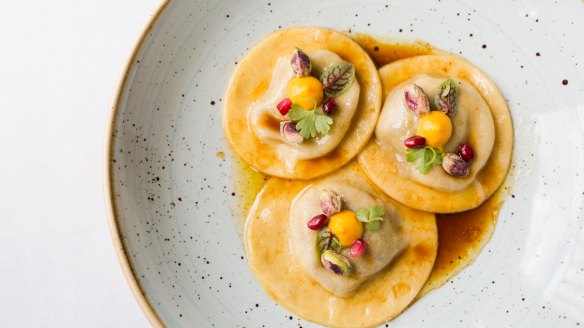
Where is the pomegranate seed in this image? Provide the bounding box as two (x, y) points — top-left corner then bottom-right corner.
(307, 214), (329, 230)
(458, 143), (474, 162)
(350, 239), (367, 258)
(277, 98), (292, 115)
(323, 98), (337, 115)
(404, 135), (426, 148)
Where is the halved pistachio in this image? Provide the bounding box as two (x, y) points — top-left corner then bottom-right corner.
(319, 190), (342, 216)
(321, 250), (353, 276)
(280, 121), (303, 144)
(435, 79), (458, 115)
(442, 153), (470, 177)
(291, 48), (311, 76)
(404, 84), (430, 116)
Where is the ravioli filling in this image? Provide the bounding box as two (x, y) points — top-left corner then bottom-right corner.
(375, 74), (495, 192)
(289, 181), (406, 297)
(248, 50), (360, 166)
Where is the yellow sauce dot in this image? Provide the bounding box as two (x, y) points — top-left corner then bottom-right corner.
(286, 76), (324, 109)
(328, 210), (363, 247)
(416, 111), (453, 148)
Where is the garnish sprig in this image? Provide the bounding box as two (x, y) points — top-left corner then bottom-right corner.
(288, 103), (333, 139)
(435, 79), (459, 115)
(356, 205), (385, 231)
(406, 146), (443, 174)
(320, 61), (355, 97)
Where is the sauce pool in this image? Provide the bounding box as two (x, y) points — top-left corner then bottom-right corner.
(352, 33), (435, 66)
(420, 191), (504, 296)
(231, 156), (267, 240)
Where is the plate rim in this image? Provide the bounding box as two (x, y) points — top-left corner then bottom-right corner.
(103, 0), (169, 327)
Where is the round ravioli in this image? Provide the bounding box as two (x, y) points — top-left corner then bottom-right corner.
(245, 163), (437, 327)
(223, 27), (382, 179)
(358, 55), (513, 213)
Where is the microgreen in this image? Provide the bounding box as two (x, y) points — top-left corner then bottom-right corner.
(320, 61), (355, 97)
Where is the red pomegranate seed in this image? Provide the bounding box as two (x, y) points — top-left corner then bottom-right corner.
(323, 98), (337, 115)
(459, 143), (474, 162)
(307, 214), (329, 230)
(404, 135), (426, 148)
(277, 98), (292, 115)
(350, 239), (367, 258)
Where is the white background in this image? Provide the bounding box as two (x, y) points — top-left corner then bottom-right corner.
(0, 1), (161, 327)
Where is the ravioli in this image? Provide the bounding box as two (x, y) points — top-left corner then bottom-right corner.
(245, 164), (437, 327)
(289, 180), (406, 297)
(358, 55), (513, 213)
(248, 50), (360, 162)
(223, 27), (382, 179)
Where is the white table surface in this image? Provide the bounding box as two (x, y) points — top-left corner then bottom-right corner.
(0, 1), (162, 327)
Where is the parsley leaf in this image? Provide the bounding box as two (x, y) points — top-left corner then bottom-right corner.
(288, 104), (333, 139)
(365, 221), (381, 231)
(356, 204), (385, 231)
(406, 146), (443, 174)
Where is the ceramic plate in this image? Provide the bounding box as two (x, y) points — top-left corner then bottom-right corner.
(105, 0), (584, 326)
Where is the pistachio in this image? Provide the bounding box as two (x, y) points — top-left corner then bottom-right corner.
(435, 79), (458, 115)
(321, 250), (353, 276)
(316, 227), (341, 254)
(319, 190), (342, 216)
(404, 84), (430, 116)
(442, 153), (470, 177)
(290, 48), (311, 76)
(280, 121), (303, 144)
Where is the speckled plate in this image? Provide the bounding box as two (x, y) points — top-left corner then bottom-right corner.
(105, 0), (584, 327)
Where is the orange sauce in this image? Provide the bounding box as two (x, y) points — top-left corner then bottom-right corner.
(434, 194), (502, 273)
(258, 114), (281, 134)
(231, 156), (267, 236)
(251, 79), (269, 100)
(352, 33), (435, 67)
(422, 191), (504, 293)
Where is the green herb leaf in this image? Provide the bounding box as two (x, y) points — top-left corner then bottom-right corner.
(406, 146), (443, 174)
(288, 104), (309, 120)
(320, 61), (355, 97)
(441, 81), (451, 99)
(356, 205), (385, 231)
(355, 208), (368, 223)
(365, 221), (381, 231)
(289, 105), (333, 139)
(369, 204), (384, 220)
(316, 227), (342, 255)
